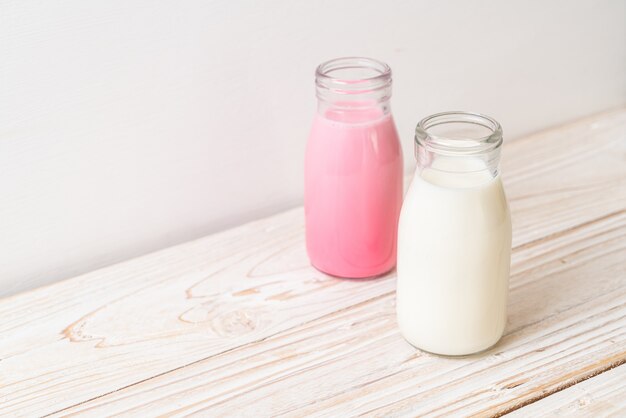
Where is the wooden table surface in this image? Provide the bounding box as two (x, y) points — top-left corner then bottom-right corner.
(1, 109), (625, 417)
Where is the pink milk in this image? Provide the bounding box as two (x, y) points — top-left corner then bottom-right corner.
(305, 107), (403, 278)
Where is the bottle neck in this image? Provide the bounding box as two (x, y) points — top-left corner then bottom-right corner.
(415, 111), (503, 181)
(315, 57), (393, 123)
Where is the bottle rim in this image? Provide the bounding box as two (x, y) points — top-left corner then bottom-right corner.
(315, 57), (392, 95)
(415, 111), (503, 156)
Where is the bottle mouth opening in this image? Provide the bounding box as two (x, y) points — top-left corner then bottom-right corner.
(415, 111), (503, 155)
(315, 57), (392, 95)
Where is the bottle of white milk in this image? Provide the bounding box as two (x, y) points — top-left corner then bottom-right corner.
(396, 111), (512, 356)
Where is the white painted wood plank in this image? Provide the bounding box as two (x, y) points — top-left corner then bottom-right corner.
(507, 365), (626, 417)
(0, 109), (625, 416)
(52, 210), (626, 417)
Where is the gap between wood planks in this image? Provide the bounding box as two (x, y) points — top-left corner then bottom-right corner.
(493, 359), (626, 417)
(42, 208), (626, 417)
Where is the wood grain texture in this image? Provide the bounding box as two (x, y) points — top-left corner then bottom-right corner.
(0, 108), (625, 417)
(507, 365), (626, 417)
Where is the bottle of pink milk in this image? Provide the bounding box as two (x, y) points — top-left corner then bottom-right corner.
(305, 57), (403, 278)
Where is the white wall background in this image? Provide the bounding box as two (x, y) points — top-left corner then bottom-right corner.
(1, 0), (625, 297)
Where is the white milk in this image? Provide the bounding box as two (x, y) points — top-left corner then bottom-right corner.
(396, 158), (512, 356)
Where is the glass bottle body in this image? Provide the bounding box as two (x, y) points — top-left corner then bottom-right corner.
(397, 112), (512, 356)
(305, 57), (403, 278)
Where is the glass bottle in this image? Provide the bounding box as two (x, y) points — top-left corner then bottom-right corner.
(396, 111), (512, 356)
(305, 57), (403, 278)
